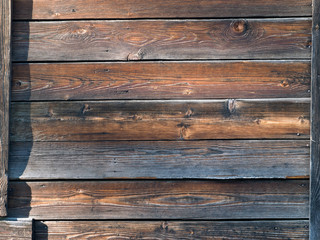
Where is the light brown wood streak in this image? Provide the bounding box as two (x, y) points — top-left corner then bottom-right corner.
(34, 220), (309, 240)
(10, 99), (310, 141)
(9, 140), (310, 180)
(13, 0), (312, 20)
(12, 19), (312, 62)
(11, 61), (311, 101)
(8, 180), (309, 219)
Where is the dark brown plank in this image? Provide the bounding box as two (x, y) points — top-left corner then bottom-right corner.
(0, 0), (11, 217)
(7, 180), (309, 219)
(34, 220), (309, 240)
(10, 99), (310, 141)
(0, 220), (33, 240)
(310, 0), (320, 239)
(12, 19), (312, 62)
(9, 140), (310, 180)
(11, 61), (311, 101)
(13, 0), (312, 20)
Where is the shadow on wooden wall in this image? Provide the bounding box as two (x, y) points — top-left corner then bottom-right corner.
(9, 1), (48, 239)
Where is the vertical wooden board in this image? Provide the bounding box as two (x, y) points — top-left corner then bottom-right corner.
(0, 220), (33, 240)
(0, 0), (11, 217)
(310, 0), (320, 239)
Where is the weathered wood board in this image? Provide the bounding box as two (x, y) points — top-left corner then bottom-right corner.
(8, 180), (309, 219)
(10, 99), (310, 141)
(0, 220), (33, 240)
(34, 220), (309, 240)
(0, 0), (11, 217)
(310, 0), (320, 239)
(12, 19), (311, 62)
(9, 140), (310, 180)
(11, 61), (311, 101)
(13, 0), (312, 20)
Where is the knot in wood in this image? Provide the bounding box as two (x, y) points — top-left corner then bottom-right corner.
(232, 20), (247, 34)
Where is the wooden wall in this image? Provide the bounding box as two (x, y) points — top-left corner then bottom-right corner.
(6, 0), (312, 238)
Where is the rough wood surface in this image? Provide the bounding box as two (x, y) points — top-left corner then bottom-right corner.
(0, 220), (33, 240)
(0, 0), (11, 217)
(10, 99), (310, 141)
(9, 140), (310, 180)
(12, 19), (311, 62)
(8, 180), (309, 219)
(310, 0), (320, 239)
(34, 220), (309, 240)
(11, 61), (311, 101)
(13, 0), (312, 20)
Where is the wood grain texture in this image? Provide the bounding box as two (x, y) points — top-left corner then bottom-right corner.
(34, 220), (309, 240)
(10, 99), (310, 141)
(310, 0), (320, 239)
(9, 140), (310, 180)
(0, 220), (33, 240)
(7, 180), (309, 219)
(11, 61), (311, 101)
(0, 0), (11, 217)
(12, 19), (312, 62)
(13, 0), (312, 20)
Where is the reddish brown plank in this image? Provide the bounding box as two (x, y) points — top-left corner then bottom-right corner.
(0, 220), (33, 240)
(0, 0), (11, 217)
(12, 19), (312, 62)
(8, 180), (309, 219)
(34, 220), (309, 240)
(13, 0), (312, 20)
(11, 61), (311, 101)
(10, 99), (310, 141)
(9, 140), (310, 180)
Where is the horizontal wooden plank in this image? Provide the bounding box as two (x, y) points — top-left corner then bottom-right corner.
(11, 61), (311, 101)
(9, 140), (310, 180)
(10, 99), (310, 141)
(13, 0), (312, 20)
(12, 19), (312, 62)
(0, 220), (33, 240)
(7, 180), (309, 219)
(34, 220), (309, 240)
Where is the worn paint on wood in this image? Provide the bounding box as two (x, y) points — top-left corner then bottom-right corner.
(34, 220), (309, 240)
(0, 220), (33, 240)
(12, 19), (311, 62)
(310, 0), (320, 239)
(0, 0), (11, 217)
(9, 140), (310, 180)
(10, 99), (310, 141)
(13, 0), (312, 20)
(8, 180), (309, 219)
(11, 61), (311, 101)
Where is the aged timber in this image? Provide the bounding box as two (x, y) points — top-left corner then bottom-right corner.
(13, 0), (311, 20)
(10, 99), (310, 141)
(34, 220), (309, 240)
(310, 0), (320, 239)
(12, 19), (311, 61)
(9, 140), (310, 180)
(0, 220), (33, 240)
(0, 0), (11, 217)
(8, 180), (309, 219)
(11, 61), (311, 101)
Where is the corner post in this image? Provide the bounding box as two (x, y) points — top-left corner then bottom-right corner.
(0, 0), (11, 217)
